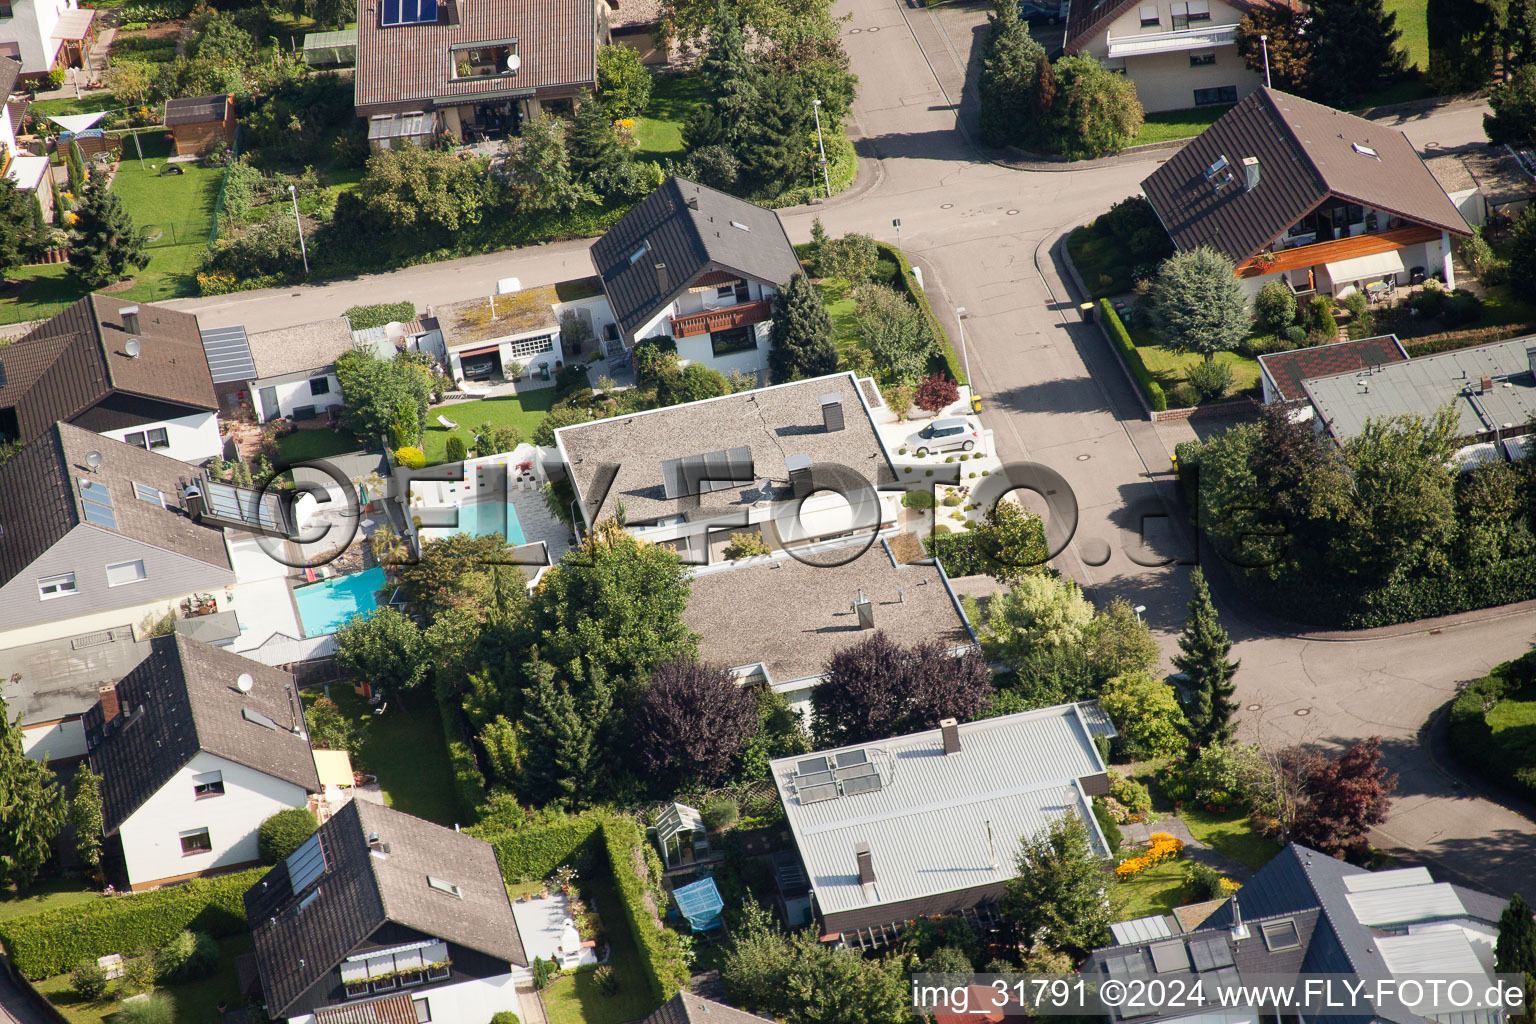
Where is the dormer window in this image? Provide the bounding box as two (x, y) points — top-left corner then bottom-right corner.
(451, 40), (518, 79)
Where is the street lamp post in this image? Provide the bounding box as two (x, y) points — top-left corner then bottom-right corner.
(893, 218), (901, 250)
(811, 98), (831, 199)
(288, 184), (310, 277)
(1259, 34), (1272, 89)
(955, 306), (971, 385)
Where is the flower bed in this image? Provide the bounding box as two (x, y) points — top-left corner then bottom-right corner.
(1115, 832), (1184, 879)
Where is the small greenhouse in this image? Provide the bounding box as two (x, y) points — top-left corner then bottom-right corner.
(303, 28), (357, 66)
(655, 802), (711, 869)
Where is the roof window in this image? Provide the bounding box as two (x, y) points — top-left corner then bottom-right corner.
(426, 876), (463, 898)
(1261, 918), (1301, 951)
(730, 221), (751, 232)
(629, 240), (651, 264)
(1352, 143), (1379, 159)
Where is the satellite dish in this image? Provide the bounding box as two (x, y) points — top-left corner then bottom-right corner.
(125, 338), (141, 358)
(236, 673), (254, 694)
(506, 53), (521, 74)
(86, 450), (103, 470)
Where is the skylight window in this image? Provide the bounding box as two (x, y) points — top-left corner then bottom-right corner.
(628, 240), (651, 264)
(78, 478), (117, 529)
(133, 482), (166, 507)
(1261, 919), (1301, 951)
(1352, 143), (1378, 159)
(426, 876), (463, 898)
(242, 706), (279, 730)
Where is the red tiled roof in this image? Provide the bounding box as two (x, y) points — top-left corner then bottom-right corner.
(1258, 334), (1409, 403)
(314, 993), (418, 1024)
(354, 0), (597, 111)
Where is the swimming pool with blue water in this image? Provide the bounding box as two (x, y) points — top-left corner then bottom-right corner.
(454, 499), (527, 545)
(293, 566), (388, 637)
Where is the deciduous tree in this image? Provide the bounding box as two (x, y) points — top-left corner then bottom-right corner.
(1044, 55), (1142, 159)
(69, 763), (103, 873)
(1085, 597), (1161, 683)
(68, 167), (149, 288)
(913, 373), (959, 414)
(855, 284), (933, 383)
(981, 573), (1095, 670)
(333, 348), (432, 449)
(1427, 0), (1497, 93)
(1235, 5), (1312, 91)
(503, 114), (597, 213)
(595, 44), (652, 118)
(1487, 66), (1536, 146)
(1172, 568), (1239, 748)
(634, 660), (760, 787)
(333, 607), (430, 696)
(812, 631), (992, 746)
(1001, 814), (1112, 958)
(1280, 737), (1397, 861)
(1099, 673), (1188, 759)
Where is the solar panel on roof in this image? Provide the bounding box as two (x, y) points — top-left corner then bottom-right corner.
(797, 770), (834, 789)
(835, 750), (869, 768)
(78, 478), (117, 529)
(199, 325), (257, 384)
(286, 832), (326, 893)
(1148, 940), (1189, 974)
(840, 773), (884, 797)
(799, 783), (839, 804)
(660, 447), (754, 499)
(1104, 953), (1150, 982)
(837, 761), (878, 783)
(1189, 935), (1233, 972)
(796, 757), (829, 775)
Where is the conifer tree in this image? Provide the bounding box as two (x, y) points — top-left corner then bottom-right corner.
(684, 0), (754, 150)
(519, 656), (611, 807)
(1172, 568), (1240, 748)
(67, 167), (149, 288)
(769, 273), (837, 382)
(1304, 0), (1407, 106)
(978, 0), (1052, 149)
(1497, 893), (1536, 975)
(567, 97), (629, 193)
(66, 141), (85, 194)
(69, 762), (104, 872)
(0, 692), (67, 888)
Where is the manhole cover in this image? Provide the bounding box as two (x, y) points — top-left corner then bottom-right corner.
(1006, 209), (1019, 215)
(941, 203), (954, 209)
(867, 25), (880, 31)
(1246, 704), (1261, 711)
(1076, 454), (1090, 461)
(1294, 708), (1311, 716)
(848, 26), (861, 32)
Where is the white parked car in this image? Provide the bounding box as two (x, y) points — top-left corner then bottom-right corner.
(906, 417), (980, 456)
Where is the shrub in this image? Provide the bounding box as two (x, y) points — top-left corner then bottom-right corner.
(1186, 359), (1234, 401)
(1456, 228), (1507, 284)
(722, 532), (771, 560)
(395, 446), (426, 469)
(491, 1014), (523, 1024)
(1441, 289), (1484, 328)
(69, 960), (109, 1002)
(345, 301), (416, 331)
(1099, 299), (1167, 411)
(1284, 324), (1307, 346)
(1253, 280), (1296, 334)
(153, 930), (218, 983)
(901, 489), (936, 509)
(594, 962), (620, 995)
(1168, 382), (1200, 408)
(122, 954), (157, 993)
(444, 434), (467, 463)
(1185, 861), (1225, 901)
(701, 797), (740, 832)
(603, 818), (690, 1001)
(0, 868), (263, 979)
(531, 956), (556, 990)
(1092, 797), (1122, 855)
(913, 373), (960, 413)
(1340, 290), (1369, 323)
(1108, 773), (1153, 818)
(116, 996), (174, 1024)
(1308, 295), (1338, 336)
(258, 808), (318, 864)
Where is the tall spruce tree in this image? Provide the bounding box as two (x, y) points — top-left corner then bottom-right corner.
(769, 273), (837, 382)
(519, 655), (611, 808)
(978, 0), (1052, 149)
(568, 97), (627, 185)
(1426, 0), (1497, 93)
(68, 167), (149, 288)
(0, 692), (67, 888)
(1171, 568), (1240, 748)
(65, 141), (86, 194)
(1496, 893), (1536, 975)
(0, 178), (40, 278)
(1304, 0), (1407, 106)
(69, 762), (104, 873)
(684, 0), (754, 151)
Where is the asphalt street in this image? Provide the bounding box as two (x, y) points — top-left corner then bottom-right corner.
(168, 0), (1536, 896)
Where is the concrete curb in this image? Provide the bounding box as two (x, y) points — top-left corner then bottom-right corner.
(1057, 232), (1154, 420)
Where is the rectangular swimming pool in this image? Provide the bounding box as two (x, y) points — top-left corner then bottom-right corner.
(450, 499), (527, 545)
(293, 566), (388, 637)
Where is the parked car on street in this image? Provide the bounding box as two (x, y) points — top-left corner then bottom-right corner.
(907, 417), (980, 456)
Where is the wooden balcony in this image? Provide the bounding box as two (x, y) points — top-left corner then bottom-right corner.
(1236, 224), (1442, 278)
(670, 299), (772, 339)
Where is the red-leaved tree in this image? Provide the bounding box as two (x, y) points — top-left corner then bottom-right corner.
(913, 374), (960, 414)
(1279, 736), (1397, 862)
(812, 631), (992, 746)
(634, 659), (760, 788)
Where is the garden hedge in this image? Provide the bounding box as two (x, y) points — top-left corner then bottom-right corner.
(0, 868), (265, 980)
(1447, 653), (1536, 803)
(1404, 322), (1536, 357)
(878, 242), (969, 386)
(437, 695), (485, 825)
(600, 818), (689, 1004)
(467, 811), (607, 882)
(1099, 299), (1167, 412)
(343, 302), (416, 332)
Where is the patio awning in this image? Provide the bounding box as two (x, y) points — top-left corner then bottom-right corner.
(672, 877), (725, 932)
(52, 8), (96, 40)
(48, 112), (105, 133)
(313, 748), (354, 789)
(1325, 248), (1409, 285)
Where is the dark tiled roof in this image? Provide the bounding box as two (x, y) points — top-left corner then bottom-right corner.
(354, 0), (596, 111)
(0, 422), (230, 589)
(590, 176), (801, 339)
(247, 800), (523, 1018)
(85, 634), (319, 834)
(0, 56), (19, 101)
(1, 295), (216, 446)
(1258, 334), (1408, 402)
(644, 994), (776, 1024)
(1066, 0), (1271, 52)
(1141, 89), (1470, 265)
(163, 94), (229, 126)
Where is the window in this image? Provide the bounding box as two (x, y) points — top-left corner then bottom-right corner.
(1189, 50), (1215, 66)
(192, 770), (224, 798)
(1194, 86), (1238, 105)
(105, 560), (146, 587)
(124, 431), (147, 449)
(309, 377), (331, 396)
(426, 876), (463, 898)
(147, 428), (169, 450)
(0, 3), (14, 17)
(508, 333), (555, 360)
(413, 997), (432, 1023)
(716, 284), (735, 299)
(1138, 4), (1160, 26)
(38, 573), (78, 599)
(1261, 919), (1301, 951)
(1171, 1), (1209, 28)
(710, 325), (757, 358)
(179, 828), (213, 855)
(133, 482), (165, 506)
(1352, 142), (1379, 159)
(297, 889), (321, 913)
(734, 281), (751, 302)
(79, 478), (117, 528)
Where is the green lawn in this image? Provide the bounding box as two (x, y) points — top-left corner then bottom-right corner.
(1388, 0), (1428, 73)
(1131, 105), (1231, 148)
(1486, 685), (1536, 775)
(422, 390), (556, 464)
(1114, 859), (1191, 922)
(303, 688), (459, 826)
(1179, 807), (1282, 871)
(275, 428), (367, 466)
(1131, 327), (1261, 396)
(0, 878), (98, 923)
(815, 278), (860, 356)
(27, 94), (121, 118)
(34, 934), (252, 1024)
(542, 875), (660, 1024)
(633, 74), (707, 164)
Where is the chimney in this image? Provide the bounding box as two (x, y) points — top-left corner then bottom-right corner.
(183, 485), (205, 521)
(98, 683), (121, 723)
(855, 845), (876, 885)
(367, 832), (389, 857)
(1526, 345), (1536, 378)
(819, 393), (845, 432)
(785, 454), (812, 499)
(685, 194), (699, 210)
(940, 717), (961, 755)
(1230, 895), (1249, 941)
(852, 590), (873, 630)
(120, 305), (140, 335)
(1242, 156), (1260, 192)
(1481, 375), (1493, 393)
(654, 262), (669, 294)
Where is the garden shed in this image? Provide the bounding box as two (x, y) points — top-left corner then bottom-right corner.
(164, 94), (235, 156)
(655, 802), (711, 869)
(302, 28), (357, 66)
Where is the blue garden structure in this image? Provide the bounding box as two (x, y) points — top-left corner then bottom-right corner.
(672, 877), (725, 933)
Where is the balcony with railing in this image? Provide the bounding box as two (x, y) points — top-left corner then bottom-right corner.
(1236, 224), (1442, 278)
(1106, 22), (1238, 57)
(670, 299), (772, 339)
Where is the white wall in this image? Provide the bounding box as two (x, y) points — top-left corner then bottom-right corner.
(252, 373), (343, 422)
(0, 0), (70, 74)
(117, 751), (309, 888)
(286, 974), (521, 1024)
(98, 410), (222, 464)
(22, 718), (86, 763)
(1079, 0), (1260, 113)
(675, 320), (772, 377)
(1, 102), (15, 153)
(446, 329), (565, 382)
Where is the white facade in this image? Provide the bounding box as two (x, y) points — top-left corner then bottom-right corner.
(1237, 235), (1454, 301)
(97, 410), (222, 464)
(116, 750), (310, 889)
(251, 371), (343, 422)
(1075, 0), (1262, 113)
(630, 277), (776, 378)
(0, 0), (72, 75)
(446, 327), (566, 383)
(286, 974), (522, 1024)
(21, 717), (86, 762)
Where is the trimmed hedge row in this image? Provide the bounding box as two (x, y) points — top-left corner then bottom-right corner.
(878, 241), (969, 386)
(343, 302), (416, 332)
(0, 868), (265, 980)
(1447, 652), (1536, 803)
(1403, 322), (1536, 357)
(437, 694), (485, 825)
(467, 811), (607, 882)
(1100, 299), (1167, 412)
(600, 818), (690, 1004)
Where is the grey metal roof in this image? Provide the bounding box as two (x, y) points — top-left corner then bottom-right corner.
(1377, 931), (1488, 975)
(643, 994), (775, 1024)
(590, 176), (801, 339)
(199, 324), (258, 384)
(1076, 698), (1120, 739)
(1301, 335), (1536, 442)
(771, 703), (1109, 918)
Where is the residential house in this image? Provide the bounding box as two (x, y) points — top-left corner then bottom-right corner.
(83, 633), (320, 890)
(605, 0), (665, 64)
(353, 0), (608, 146)
(1255, 333), (1408, 418)
(1141, 88), (1471, 300)
(242, 318), (356, 423)
(684, 541), (976, 712)
(0, 295), (221, 461)
(244, 800), (525, 1024)
(1085, 843), (1511, 1024)
(553, 372), (899, 558)
(434, 285), (573, 385)
(163, 93), (235, 156)
(771, 703), (1117, 947)
(590, 176), (800, 378)
(643, 995), (775, 1024)
(1065, 0), (1267, 113)
(0, 0), (94, 79)
(1, 56), (54, 219)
